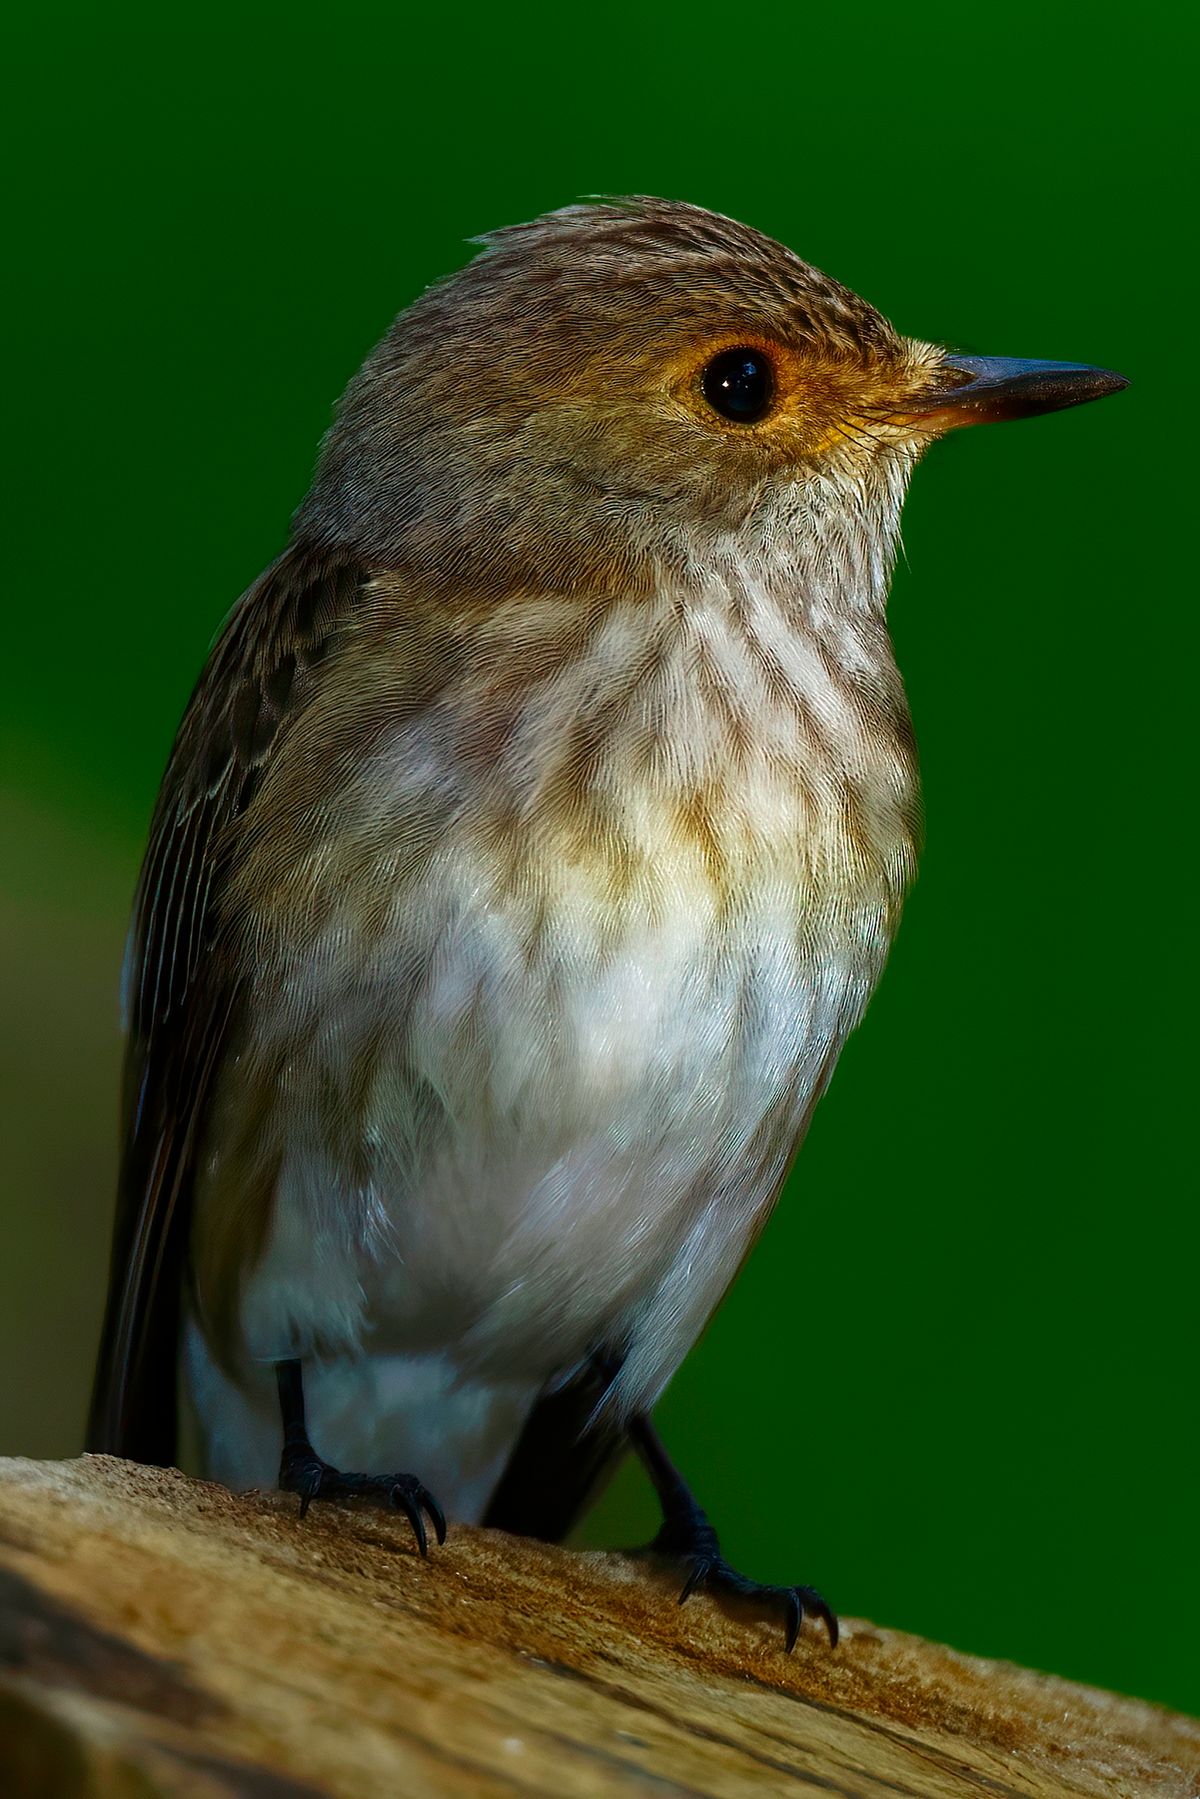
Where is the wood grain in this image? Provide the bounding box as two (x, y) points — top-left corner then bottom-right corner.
(0, 1456), (1194, 1797)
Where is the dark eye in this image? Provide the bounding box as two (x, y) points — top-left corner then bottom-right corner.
(701, 347), (774, 424)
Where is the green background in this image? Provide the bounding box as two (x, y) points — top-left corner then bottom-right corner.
(4, 0), (1194, 1716)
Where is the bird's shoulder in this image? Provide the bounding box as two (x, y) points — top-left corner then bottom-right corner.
(128, 540), (366, 1047)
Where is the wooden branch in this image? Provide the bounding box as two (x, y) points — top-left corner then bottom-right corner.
(0, 1457), (1194, 1797)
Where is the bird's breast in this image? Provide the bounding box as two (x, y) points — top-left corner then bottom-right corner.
(199, 576), (921, 1390)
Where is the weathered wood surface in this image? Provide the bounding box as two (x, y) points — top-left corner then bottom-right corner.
(0, 1457), (1195, 1798)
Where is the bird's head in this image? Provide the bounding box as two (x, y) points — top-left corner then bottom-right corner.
(299, 198), (1125, 605)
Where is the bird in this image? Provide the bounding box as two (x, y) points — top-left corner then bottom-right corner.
(87, 197), (1126, 1650)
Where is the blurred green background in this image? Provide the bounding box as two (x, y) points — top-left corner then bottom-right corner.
(4, 0), (1194, 1716)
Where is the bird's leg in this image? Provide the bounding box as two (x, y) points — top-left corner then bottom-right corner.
(628, 1414), (837, 1650)
(274, 1359), (446, 1556)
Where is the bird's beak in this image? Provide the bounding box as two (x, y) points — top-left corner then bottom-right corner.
(909, 355), (1129, 430)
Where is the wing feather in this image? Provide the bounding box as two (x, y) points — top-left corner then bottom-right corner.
(87, 542), (364, 1461)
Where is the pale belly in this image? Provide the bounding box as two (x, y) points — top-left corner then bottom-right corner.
(197, 863), (888, 1410)
(362, 920), (872, 1403)
(188, 864), (897, 1513)
(185, 780), (899, 1511)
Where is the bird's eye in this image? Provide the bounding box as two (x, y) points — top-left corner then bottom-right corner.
(701, 347), (774, 424)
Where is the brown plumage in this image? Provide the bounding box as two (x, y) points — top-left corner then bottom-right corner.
(89, 197), (1125, 1645)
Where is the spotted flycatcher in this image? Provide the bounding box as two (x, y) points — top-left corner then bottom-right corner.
(89, 199), (1125, 1647)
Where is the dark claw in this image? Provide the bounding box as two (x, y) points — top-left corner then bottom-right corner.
(783, 1584), (838, 1649)
(423, 1488), (448, 1547)
(394, 1487), (428, 1557)
(290, 1459), (323, 1521)
(628, 1417), (835, 1655)
(658, 1537), (838, 1653)
(279, 1449), (447, 1555)
(678, 1559), (710, 1605)
(807, 1589), (839, 1650)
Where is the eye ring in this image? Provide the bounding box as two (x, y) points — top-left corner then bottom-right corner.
(701, 347), (775, 425)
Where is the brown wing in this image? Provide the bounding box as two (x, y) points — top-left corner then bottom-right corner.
(86, 542), (364, 1462)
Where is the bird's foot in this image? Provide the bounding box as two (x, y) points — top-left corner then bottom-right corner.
(650, 1499), (837, 1651)
(278, 1443), (447, 1556)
